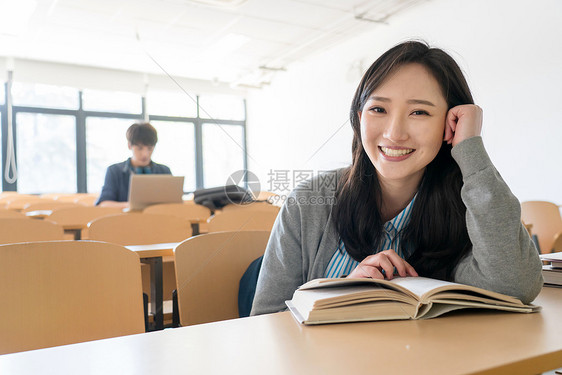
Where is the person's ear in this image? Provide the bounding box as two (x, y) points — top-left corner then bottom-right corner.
(357, 111), (362, 121)
(128, 142), (133, 150)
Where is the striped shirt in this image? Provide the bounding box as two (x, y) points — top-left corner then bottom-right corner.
(324, 196), (416, 278)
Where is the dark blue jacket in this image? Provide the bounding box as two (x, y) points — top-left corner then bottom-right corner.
(95, 158), (171, 205)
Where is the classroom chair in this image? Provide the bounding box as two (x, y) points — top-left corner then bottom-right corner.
(0, 240), (145, 355)
(174, 230), (270, 326)
(45, 206), (123, 239)
(2, 196), (47, 210)
(0, 191), (19, 198)
(88, 213), (192, 246)
(143, 203), (211, 235)
(0, 193), (34, 204)
(40, 193), (64, 199)
(0, 218), (65, 243)
(55, 193), (96, 203)
(88, 213), (193, 322)
(0, 209), (27, 219)
(521, 201), (562, 253)
(74, 195), (99, 206)
(207, 209), (279, 233)
(21, 201), (81, 213)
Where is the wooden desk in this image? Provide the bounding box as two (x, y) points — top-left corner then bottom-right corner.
(125, 243), (179, 331)
(0, 287), (561, 374)
(25, 210), (52, 219)
(26, 210), (83, 240)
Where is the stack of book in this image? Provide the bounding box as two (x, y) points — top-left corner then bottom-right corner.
(540, 252), (562, 287)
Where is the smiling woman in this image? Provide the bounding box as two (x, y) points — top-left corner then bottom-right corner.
(251, 40), (543, 316)
(358, 63), (448, 205)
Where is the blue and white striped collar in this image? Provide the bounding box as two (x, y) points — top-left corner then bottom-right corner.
(384, 194), (416, 236)
(325, 194), (417, 278)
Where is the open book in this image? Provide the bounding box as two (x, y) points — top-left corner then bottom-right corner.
(285, 277), (540, 325)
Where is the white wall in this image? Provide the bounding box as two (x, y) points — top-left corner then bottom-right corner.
(246, 0), (562, 205)
(0, 57), (245, 96)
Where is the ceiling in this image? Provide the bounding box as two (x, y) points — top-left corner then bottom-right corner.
(0, 0), (425, 88)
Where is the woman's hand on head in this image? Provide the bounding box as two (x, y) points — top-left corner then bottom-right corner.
(443, 104), (483, 147)
(346, 249), (418, 280)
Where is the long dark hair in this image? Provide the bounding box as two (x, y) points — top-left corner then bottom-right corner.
(333, 40), (473, 280)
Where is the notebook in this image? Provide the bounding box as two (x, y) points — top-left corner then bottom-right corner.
(128, 174), (184, 210)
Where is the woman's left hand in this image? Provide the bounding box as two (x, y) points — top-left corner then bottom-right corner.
(443, 104), (483, 147)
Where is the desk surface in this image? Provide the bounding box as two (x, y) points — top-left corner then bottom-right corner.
(24, 210), (52, 219)
(1, 287), (561, 375)
(125, 242), (179, 258)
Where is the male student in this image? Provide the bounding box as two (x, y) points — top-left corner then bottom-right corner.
(95, 122), (171, 208)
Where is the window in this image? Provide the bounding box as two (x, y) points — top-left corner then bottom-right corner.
(86, 117), (134, 193)
(82, 89), (142, 114)
(0, 83), (5, 105)
(151, 121), (197, 192)
(12, 82), (79, 109)
(16, 113), (76, 194)
(202, 123), (245, 188)
(2, 78), (246, 193)
(146, 91), (198, 118)
(199, 94), (245, 121)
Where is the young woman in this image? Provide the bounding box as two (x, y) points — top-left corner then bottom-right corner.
(251, 41), (543, 315)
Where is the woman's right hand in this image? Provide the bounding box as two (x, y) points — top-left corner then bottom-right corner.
(346, 249), (418, 280)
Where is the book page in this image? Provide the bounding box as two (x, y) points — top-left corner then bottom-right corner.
(540, 252), (562, 262)
(300, 277), (459, 299)
(387, 277), (459, 299)
(299, 277), (524, 305)
(298, 277), (420, 300)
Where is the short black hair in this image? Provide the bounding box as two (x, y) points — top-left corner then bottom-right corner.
(126, 122), (158, 146)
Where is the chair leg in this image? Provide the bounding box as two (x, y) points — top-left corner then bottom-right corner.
(143, 293), (149, 332)
(172, 289), (180, 328)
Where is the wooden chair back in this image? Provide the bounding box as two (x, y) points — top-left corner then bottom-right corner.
(55, 193), (95, 203)
(74, 195), (98, 206)
(21, 201), (81, 213)
(40, 193), (64, 199)
(143, 203), (211, 222)
(3, 196), (47, 210)
(45, 206), (123, 239)
(0, 191), (19, 198)
(207, 210), (279, 232)
(88, 213), (192, 245)
(0, 218), (65, 244)
(0, 209), (26, 219)
(521, 201), (562, 253)
(46, 206), (123, 228)
(0, 194), (34, 204)
(174, 230), (270, 326)
(0, 240), (144, 354)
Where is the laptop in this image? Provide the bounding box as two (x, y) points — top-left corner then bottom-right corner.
(127, 174), (185, 211)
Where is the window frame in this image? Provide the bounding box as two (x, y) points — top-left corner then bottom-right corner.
(0, 81), (247, 193)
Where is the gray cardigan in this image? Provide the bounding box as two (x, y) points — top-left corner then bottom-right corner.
(251, 137), (543, 315)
